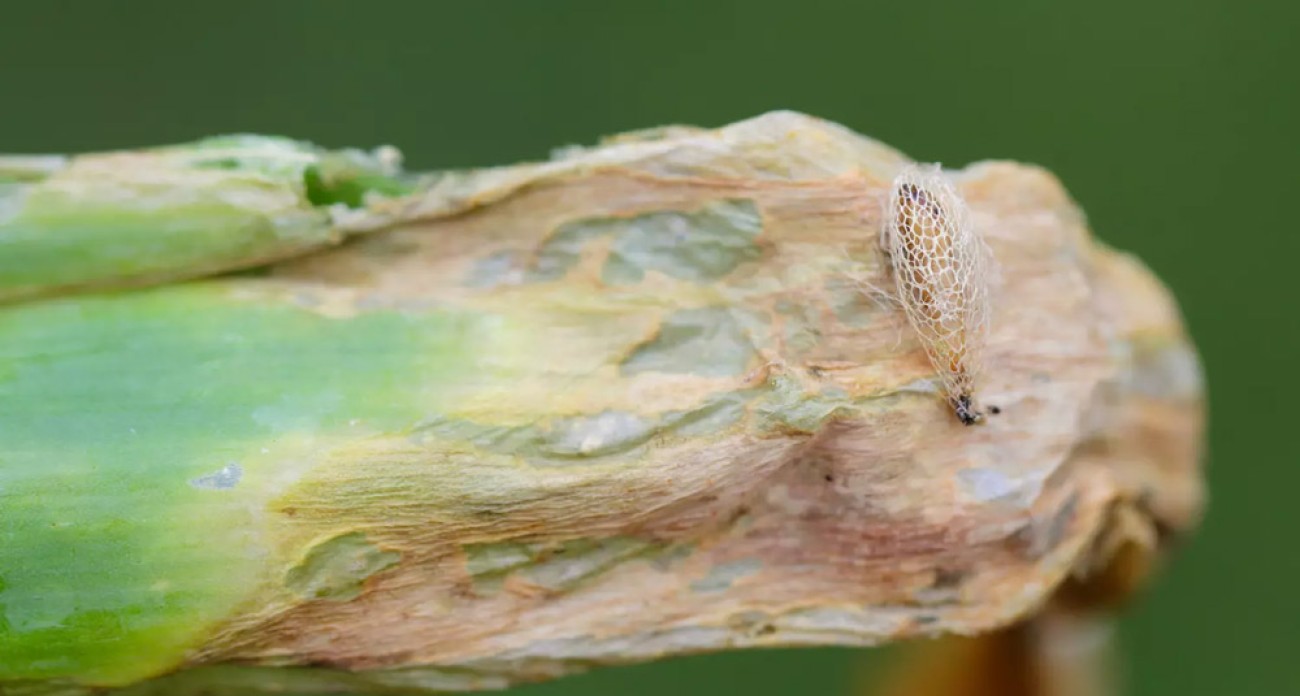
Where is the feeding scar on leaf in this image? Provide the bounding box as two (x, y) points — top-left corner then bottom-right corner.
(881, 162), (993, 425)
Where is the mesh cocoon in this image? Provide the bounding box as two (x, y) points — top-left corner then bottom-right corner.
(883, 163), (991, 417)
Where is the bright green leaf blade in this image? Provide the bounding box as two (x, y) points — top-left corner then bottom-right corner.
(0, 137), (412, 302)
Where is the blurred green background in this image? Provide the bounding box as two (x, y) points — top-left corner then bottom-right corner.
(1, 1), (1294, 694)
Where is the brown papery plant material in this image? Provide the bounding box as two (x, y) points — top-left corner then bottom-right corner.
(7, 112), (1206, 696)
